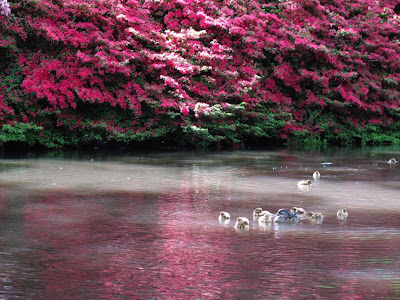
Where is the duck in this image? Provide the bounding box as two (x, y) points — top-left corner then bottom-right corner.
(313, 171), (321, 179)
(253, 207), (264, 217)
(292, 207), (307, 219)
(234, 217), (250, 230)
(297, 180), (312, 186)
(388, 158), (397, 164)
(307, 212), (324, 220)
(258, 211), (275, 223)
(273, 209), (298, 223)
(253, 207), (274, 218)
(337, 208), (348, 219)
(218, 211), (231, 222)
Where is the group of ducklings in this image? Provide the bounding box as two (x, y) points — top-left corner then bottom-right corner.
(219, 159), (396, 230)
(219, 169), (353, 230)
(219, 207), (348, 230)
(297, 158), (396, 186)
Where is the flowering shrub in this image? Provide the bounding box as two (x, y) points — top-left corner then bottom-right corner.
(0, 0), (10, 17)
(0, 0), (399, 149)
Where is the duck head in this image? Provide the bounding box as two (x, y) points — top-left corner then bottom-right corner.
(237, 217), (249, 226)
(292, 207), (306, 216)
(219, 211), (230, 219)
(253, 208), (263, 215)
(235, 217), (250, 230)
(297, 180), (312, 186)
(258, 213), (273, 223)
(337, 208), (348, 219)
(308, 212), (324, 220)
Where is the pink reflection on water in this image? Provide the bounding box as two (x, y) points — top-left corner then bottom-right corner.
(16, 187), (400, 299)
(0, 149), (399, 298)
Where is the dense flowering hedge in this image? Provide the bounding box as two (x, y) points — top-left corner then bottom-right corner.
(0, 0), (399, 148)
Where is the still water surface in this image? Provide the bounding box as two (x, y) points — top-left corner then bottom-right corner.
(1, 147), (400, 299)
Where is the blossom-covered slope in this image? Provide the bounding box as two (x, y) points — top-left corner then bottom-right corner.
(1, 0), (399, 148)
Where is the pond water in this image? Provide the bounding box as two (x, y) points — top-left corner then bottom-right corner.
(1, 146), (400, 299)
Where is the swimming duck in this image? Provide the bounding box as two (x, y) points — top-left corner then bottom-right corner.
(273, 209), (298, 223)
(297, 180), (312, 186)
(388, 158), (397, 164)
(253, 208), (273, 218)
(218, 211), (231, 222)
(307, 212), (324, 220)
(258, 211), (275, 223)
(235, 217), (250, 230)
(337, 208), (348, 219)
(313, 171), (321, 179)
(292, 207), (307, 219)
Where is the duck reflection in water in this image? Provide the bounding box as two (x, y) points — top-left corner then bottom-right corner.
(273, 209), (298, 224)
(234, 217), (250, 230)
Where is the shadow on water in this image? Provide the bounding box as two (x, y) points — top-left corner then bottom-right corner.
(0, 146), (400, 299)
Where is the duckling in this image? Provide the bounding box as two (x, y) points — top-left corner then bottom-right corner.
(258, 211), (274, 223)
(313, 171), (321, 179)
(218, 211), (231, 222)
(388, 158), (397, 164)
(234, 217), (250, 230)
(337, 208), (348, 219)
(253, 207), (263, 217)
(235, 217), (250, 230)
(297, 180), (312, 186)
(273, 209), (298, 223)
(253, 207), (274, 218)
(292, 207), (307, 219)
(260, 210), (274, 217)
(307, 212), (324, 220)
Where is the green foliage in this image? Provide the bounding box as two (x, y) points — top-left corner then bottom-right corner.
(37, 130), (66, 148)
(0, 122), (42, 146)
(351, 125), (400, 146)
(181, 124), (223, 149)
(289, 132), (328, 148)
